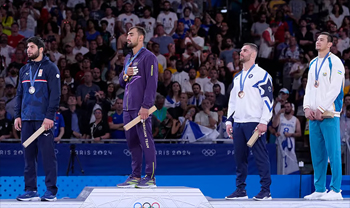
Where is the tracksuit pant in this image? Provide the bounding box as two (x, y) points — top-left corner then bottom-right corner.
(309, 117), (342, 193)
(124, 111), (156, 179)
(21, 121), (58, 195)
(233, 122), (272, 192)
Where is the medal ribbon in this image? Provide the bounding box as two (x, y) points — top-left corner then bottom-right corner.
(240, 64), (255, 92)
(124, 47), (144, 75)
(315, 52), (330, 82)
(29, 63), (42, 89)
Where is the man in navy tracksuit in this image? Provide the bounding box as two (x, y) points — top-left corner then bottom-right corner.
(15, 37), (61, 201)
(117, 26), (158, 188)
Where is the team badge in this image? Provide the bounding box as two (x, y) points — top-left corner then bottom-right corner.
(323, 72), (327, 76)
(248, 74), (253, 78)
(38, 69), (43, 77)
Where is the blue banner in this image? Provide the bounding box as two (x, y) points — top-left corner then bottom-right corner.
(0, 144), (276, 176)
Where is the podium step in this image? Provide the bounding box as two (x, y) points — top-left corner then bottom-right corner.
(79, 186), (212, 208)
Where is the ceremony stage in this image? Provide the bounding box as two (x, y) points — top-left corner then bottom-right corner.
(0, 187), (349, 208)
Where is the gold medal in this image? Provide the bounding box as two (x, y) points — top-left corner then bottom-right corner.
(123, 74), (129, 82)
(238, 91), (245, 98)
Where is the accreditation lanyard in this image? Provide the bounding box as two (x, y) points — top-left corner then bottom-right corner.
(123, 47), (144, 74)
(29, 64), (42, 88)
(315, 52), (330, 82)
(240, 64), (255, 92)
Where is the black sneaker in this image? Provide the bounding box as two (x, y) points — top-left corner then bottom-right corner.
(253, 190), (272, 201)
(225, 189), (248, 200)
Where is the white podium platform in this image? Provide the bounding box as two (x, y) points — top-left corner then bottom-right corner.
(1, 187), (350, 208)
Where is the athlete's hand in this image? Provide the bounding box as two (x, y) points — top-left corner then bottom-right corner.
(42, 118), (54, 131)
(14, 118), (22, 131)
(126, 67), (134, 76)
(305, 108), (315, 120)
(315, 109), (324, 121)
(284, 132), (293, 137)
(138, 107), (149, 121)
(226, 124), (233, 139)
(256, 123), (267, 136)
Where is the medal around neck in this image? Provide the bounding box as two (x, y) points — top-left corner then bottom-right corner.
(29, 86), (35, 94)
(123, 74), (129, 81)
(238, 91), (245, 98)
(314, 80), (319, 88)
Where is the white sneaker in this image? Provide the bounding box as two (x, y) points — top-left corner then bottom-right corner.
(304, 190), (327, 200)
(320, 190), (343, 201)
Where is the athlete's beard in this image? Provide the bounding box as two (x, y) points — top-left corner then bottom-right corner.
(285, 110), (291, 115)
(28, 50), (40, 60)
(240, 54), (251, 63)
(127, 41), (138, 49)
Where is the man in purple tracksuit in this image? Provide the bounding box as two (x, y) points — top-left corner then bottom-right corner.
(117, 26), (158, 188)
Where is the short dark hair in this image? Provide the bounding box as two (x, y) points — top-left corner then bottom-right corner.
(344, 94), (350, 100)
(243, 43), (258, 53)
(192, 83), (201, 89)
(213, 83), (221, 89)
(27, 36), (45, 50)
(100, 20), (108, 25)
(319, 32), (333, 42)
(129, 26), (146, 39)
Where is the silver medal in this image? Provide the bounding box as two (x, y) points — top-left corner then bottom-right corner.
(29, 86), (35, 94)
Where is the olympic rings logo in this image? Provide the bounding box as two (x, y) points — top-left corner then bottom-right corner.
(202, 149), (216, 156)
(133, 202), (160, 208)
(123, 149), (131, 156)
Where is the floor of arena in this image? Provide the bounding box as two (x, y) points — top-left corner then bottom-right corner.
(1, 198), (350, 208)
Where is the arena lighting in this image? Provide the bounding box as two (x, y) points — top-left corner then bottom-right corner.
(221, 8), (227, 13)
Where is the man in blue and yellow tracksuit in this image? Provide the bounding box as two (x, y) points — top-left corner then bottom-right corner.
(304, 32), (344, 201)
(117, 26), (158, 189)
(15, 37), (61, 202)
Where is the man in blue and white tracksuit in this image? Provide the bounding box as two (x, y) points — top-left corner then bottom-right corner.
(15, 37), (61, 202)
(303, 32), (344, 201)
(225, 43), (273, 201)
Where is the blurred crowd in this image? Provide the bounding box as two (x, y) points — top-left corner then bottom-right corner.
(0, 0), (349, 147)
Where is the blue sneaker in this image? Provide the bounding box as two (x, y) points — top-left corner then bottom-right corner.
(41, 190), (57, 202)
(16, 191), (40, 201)
(253, 190), (272, 201)
(117, 176), (141, 188)
(225, 189), (248, 200)
(135, 176), (157, 189)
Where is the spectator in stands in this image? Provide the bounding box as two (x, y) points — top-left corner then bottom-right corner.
(218, 66), (233, 90)
(295, 19), (314, 53)
(195, 98), (218, 129)
(18, 17), (34, 38)
(89, 0), (105, 21)
(153, 42), (167, 70)
(288, 0), (306, 21)
(85, 19), (100, 42)
(59, 84), (70, 110)
(342, 94), (350, 117)
(151, 25), (175, 54)
(43, 21), (60, 45)
(341, 105), (350, 143)
(62, 94), (88, 139)
(205, 91), (224, 123)
(85, 40), (104, 68)
(178, 7), (194, 33)
(92, 67), (108, 92)
(1, 4), (13, 36)
(272, 101), (301, 175)
(177, 0), (199, 19)
(328, 21), (339, 37)
(53, 111), (65, 143)
(295, 77), (307, 139)
(258, 23), (278, 59)
(100, 7), (116, 37)
(157, 1), (178, 36)
(0, 77), (5, 98)
(117, 2), (140, 34)
(73, 36), (89, 55)
(194, 17), (206, 38)
(106, 69), (119, 85)
(196, 65), (209, 91)
(106, 83), (118, 109)
(279, 36), (301, 90)
(117, 22), (133, 52)
(109, 98), (125, 139)
(154, 94), (167, 122)
(189, 83), (204, 108)
(337, 27), (349, 55)
(331, 37), (342, 59)
(290, 52), (309, 92)
(185, 24), (204, 55)
(181, 68), (197, 96)
(61, 21), (76, 47)
(61, 8), (76, 29)
(330, 2), (345, 29)
(182, 43), (199, 71)
(172, 59), (189, 89)
(157, 69), (173, 97)
(204, 68), (225, 95)
(45, 40), (61, 65)
(76, 71), (100, 107)
(213, 84), (227, 108)
(275, 30), (291, 60)
(310, 21), (319, 41)
(88, 108), (110, 142)
(63, 42), (76, 64)
(5, 64), (18, 87)
(172, 21), (186, 50)
(274, 88), (295, 115)
(208, 13), (224, 41)
(164, 81), (181, 108)
(139, 6), (156, 44)
(166, 55), (178, 74)
(0, 106), (13, 141)
(2, 83), (15, 118)
(0, 34), (14, 69)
